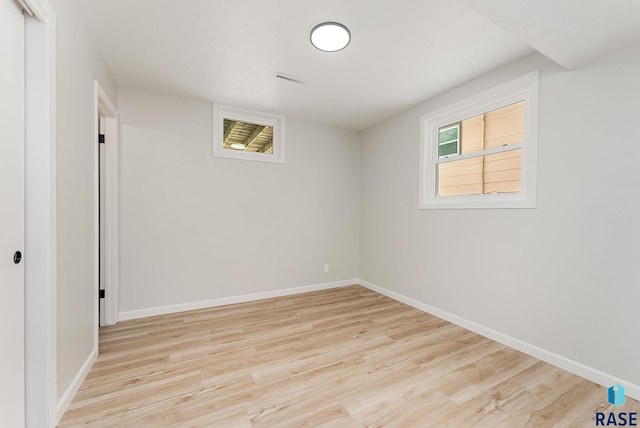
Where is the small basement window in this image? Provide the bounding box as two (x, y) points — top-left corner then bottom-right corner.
(213, 104), (285, 163)
(419, 71), (539, 209)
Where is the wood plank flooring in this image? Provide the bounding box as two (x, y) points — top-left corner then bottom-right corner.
(59, 285), (639, 427)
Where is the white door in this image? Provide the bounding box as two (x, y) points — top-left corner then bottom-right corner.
(0, 0), (26, 426)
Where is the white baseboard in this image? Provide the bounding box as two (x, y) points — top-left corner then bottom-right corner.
(119, 279), (358, 321)
(56, 346), (98, 424)
(358, 279), (640, 401)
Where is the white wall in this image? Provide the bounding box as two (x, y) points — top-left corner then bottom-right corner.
(24, 3), (56, 426)
(118, 88), (360, 313)
(50, 0), (117, 403)
(359, 50), (640, 391)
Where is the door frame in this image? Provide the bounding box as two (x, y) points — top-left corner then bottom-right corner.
(94, 81), (120, 327)
(22, 0), (57, 425)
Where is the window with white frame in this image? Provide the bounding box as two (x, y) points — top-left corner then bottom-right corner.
(212, 104), (285, 163)
(419, 71), (539, 209)
(438, 123), (460, 158)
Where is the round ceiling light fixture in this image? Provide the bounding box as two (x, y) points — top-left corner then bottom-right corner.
(310, 22), (351, 52)
(230, 142), (246, 150)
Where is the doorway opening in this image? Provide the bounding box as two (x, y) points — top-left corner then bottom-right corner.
(94, 82), (119, 329)
(99, 114), (105, 325)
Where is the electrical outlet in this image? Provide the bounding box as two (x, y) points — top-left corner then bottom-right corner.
(324, 263), (330, 273)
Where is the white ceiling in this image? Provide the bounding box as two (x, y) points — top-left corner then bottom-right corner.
(75, 0), (640, 131)
(458, 0), (640, 70)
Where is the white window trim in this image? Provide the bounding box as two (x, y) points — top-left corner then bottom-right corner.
(419, 70), (539, 209)
(212, 103), (285, 164)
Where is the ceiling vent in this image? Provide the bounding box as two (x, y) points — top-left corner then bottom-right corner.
(274, 73), (307, 85)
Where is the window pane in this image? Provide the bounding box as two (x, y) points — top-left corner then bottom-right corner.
(438, 124), (459, 144)
(484, 101), (524, 149)
(223, 118), (274, 153)
(438, 141), (458, 157)
(483, 149), (521, 194)
(437, 148), (522, 196)
(460, 114), (484, 155)
(454, 102), (525, 157)
(437, 156), (483, 196)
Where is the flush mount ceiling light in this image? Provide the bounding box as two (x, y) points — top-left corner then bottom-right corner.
(230, 142), (246, 150)
(310, 22), (351, 52)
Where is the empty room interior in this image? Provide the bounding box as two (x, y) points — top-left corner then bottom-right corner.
(4, 0), (640, 426)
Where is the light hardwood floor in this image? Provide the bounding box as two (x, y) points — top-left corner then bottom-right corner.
(59, 285), (639, 427)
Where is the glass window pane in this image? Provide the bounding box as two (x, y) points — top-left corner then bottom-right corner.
(437, 148), (522, 197)
(438, 124), (459, 144)
(438, 141), (458, 157)
(460, 114), (484, 155)
(483, 149), (521, 194)
(483, 101), (524, 149)
(453, 102), (525, 157)
(223, 118), (274, 153)
(437, 156), (483, 196)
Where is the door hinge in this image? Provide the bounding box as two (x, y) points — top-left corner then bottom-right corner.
(99, 134), (105, 144)
(99, 289), (105, 299)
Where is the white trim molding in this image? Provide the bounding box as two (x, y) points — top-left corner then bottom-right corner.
(56, 347), (98, 424)
(358, 279), (640, 401)
(23, 0), (52, 22)
(94, 81), (120, 327)
(119, 279), (357, 321)
(23, 0), (57, 426)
